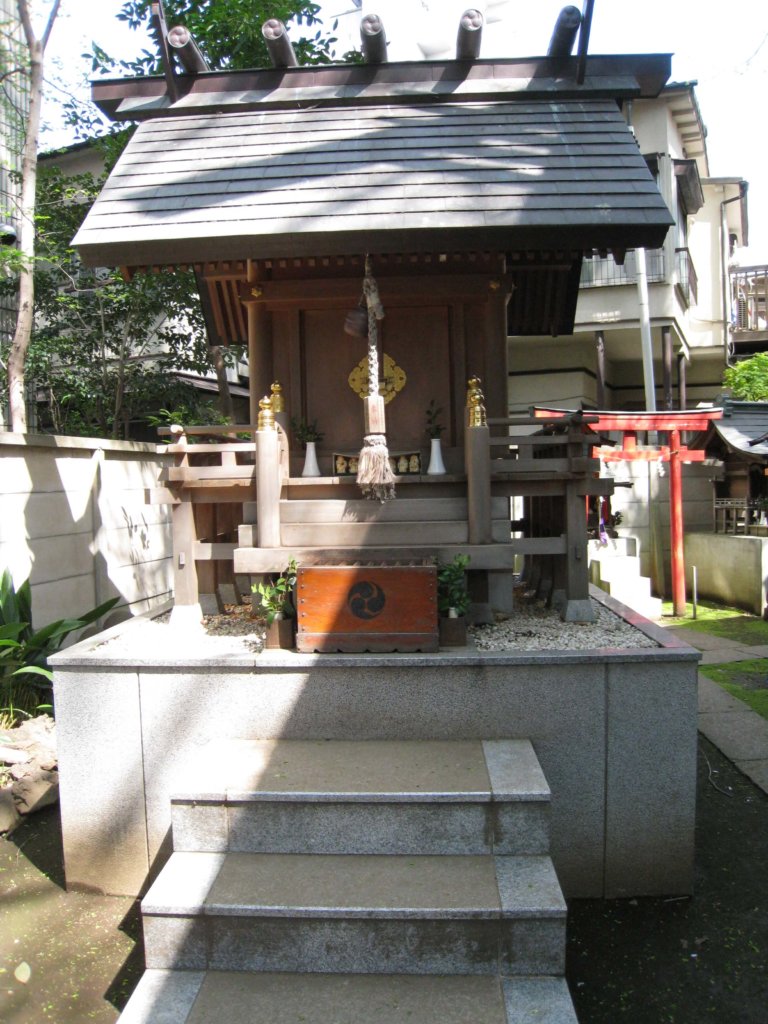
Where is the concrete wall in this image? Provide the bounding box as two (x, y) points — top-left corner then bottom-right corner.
(52, 591), (700, 901)
(608, 459), (719, 597)
(686, 532), (768, 616)
(0, 432), (172, 629)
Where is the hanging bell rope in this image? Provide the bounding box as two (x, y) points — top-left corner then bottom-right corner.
(356, 255), (395, 502)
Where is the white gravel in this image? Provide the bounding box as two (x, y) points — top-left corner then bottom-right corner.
(469, 599), (659, 651)
(96, 597), (658, 657)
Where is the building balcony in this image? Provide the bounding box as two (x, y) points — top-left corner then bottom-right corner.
(674, 247), (698, 309)
(731, 265), (768, 355)
(580, 247), (665, 289)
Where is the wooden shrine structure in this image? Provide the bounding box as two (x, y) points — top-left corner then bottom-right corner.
(73, 6), (676, 627)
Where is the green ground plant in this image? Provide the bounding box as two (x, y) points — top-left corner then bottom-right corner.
(437, 554), (471, 617)
(699, 660), (768, 721)
(251, 559), (298, 624)
(664, 600), (768, 645)
(0, 570), (118, 726)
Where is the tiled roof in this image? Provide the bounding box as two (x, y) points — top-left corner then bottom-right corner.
(73, 98), (673, 267)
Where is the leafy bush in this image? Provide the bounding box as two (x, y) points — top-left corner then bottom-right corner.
(0, 570), (119, 725)
(252, 559), (298, 624)
(723, 352), (768, 401)
(437, 554), (471, 617)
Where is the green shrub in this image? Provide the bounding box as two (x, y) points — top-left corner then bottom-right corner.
(0, 570), (119, 725)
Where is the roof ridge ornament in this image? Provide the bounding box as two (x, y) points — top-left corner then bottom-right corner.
(262, 19), (298, 68)
(456, 9), (483, 61)
(360, 14), (388, 64)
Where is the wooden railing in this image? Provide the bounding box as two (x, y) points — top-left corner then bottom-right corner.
(714, 497), (768, 535)
(465, 411), (609, 621)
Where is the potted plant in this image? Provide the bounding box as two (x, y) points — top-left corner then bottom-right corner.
(251, 558), (298, 649)
(437, 554), (470, 646)
(425, 399), (446, 475)
(291, 417), (324, 477)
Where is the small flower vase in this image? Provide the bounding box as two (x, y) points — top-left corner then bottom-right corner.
(302, 440), (321, 477)
(427, 437), (446, 475)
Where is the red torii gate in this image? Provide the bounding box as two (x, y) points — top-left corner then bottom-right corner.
(535, 408), (723, 616)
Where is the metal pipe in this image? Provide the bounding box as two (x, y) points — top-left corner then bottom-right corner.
(262, 19), (298, 68)
(636, 247), (657, 413)
(456, 9), (483, 60)
(720, 185), (747, 364)
(360, 13), (388, 63)
(167, 24), (209, 73)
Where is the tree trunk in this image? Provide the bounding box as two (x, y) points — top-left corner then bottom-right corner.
(7, 0), (61, 433)
(209, 344), (235, 422)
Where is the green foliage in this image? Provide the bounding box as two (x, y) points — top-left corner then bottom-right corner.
(425, 399), (445, 439)
(437, 554), (470, 617)
(723, 353), (768, 401)
(252, 558), (298, 624)
(0, 156), (225, 439)
(0, 569), (119, 724)
(93, 1), (338, 77)
(290, 416), (323, 445)
(145, 399), (230, 439)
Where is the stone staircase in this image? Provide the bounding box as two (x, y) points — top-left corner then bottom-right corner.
(588, 536), (662, 619)
(118, 739), (578, 1023)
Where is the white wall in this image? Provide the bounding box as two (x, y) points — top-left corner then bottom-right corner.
(0, 432), (172, 631)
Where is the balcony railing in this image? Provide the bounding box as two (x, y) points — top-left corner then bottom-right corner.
(731, 266), (768, 347)
(580, 248), (665, 288)
(675, 247), (698, 309)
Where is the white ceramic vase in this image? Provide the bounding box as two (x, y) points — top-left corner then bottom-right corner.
(427, 437), (446, 475)
(302, 440), (321, 477)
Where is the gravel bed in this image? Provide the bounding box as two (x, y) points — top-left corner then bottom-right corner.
(97, 597), (658, 656)
(468, 598), (659, 651)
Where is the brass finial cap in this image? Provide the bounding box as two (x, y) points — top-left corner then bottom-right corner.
(466, 376), (487, 427)
(270, 381), (284, 413)
(258, 395), (275, 430)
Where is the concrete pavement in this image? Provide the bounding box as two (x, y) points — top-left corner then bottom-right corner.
(663, 626), (768, 794)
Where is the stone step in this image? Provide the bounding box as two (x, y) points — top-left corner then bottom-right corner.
(587, 536), (637, 559)
(279, 496), (510, 523)
(234, 543), (516, 574)
(119, 970), (579, 1024)
(590, 556), (644, 585)
(171, 739), (551, 857)
(593, 576), (663, 619)
(141, 851), (567, 975)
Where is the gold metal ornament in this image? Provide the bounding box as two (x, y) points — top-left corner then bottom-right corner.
(466, 376), (487, 427)
(270, 381), (284, 413)
(257, 395), (275, 430)
(348, 352), (406, 405)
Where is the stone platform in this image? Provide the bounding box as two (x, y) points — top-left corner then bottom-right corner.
(51, 589), (700, 900)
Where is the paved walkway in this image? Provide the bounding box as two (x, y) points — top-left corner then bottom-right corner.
(663, 626), (768, 794)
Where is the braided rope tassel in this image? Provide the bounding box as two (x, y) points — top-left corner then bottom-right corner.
(356, 256), (395, 502)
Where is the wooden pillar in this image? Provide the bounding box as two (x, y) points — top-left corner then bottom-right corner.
(466, 424), (492, 544)
(595, 330), (606, 408)
(482, 278), (511, 422)
(256, 428), (281, 548)
(662, 325), (674, 411)
(245, 263), (273, 429)
(561, 478), (596, 622)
